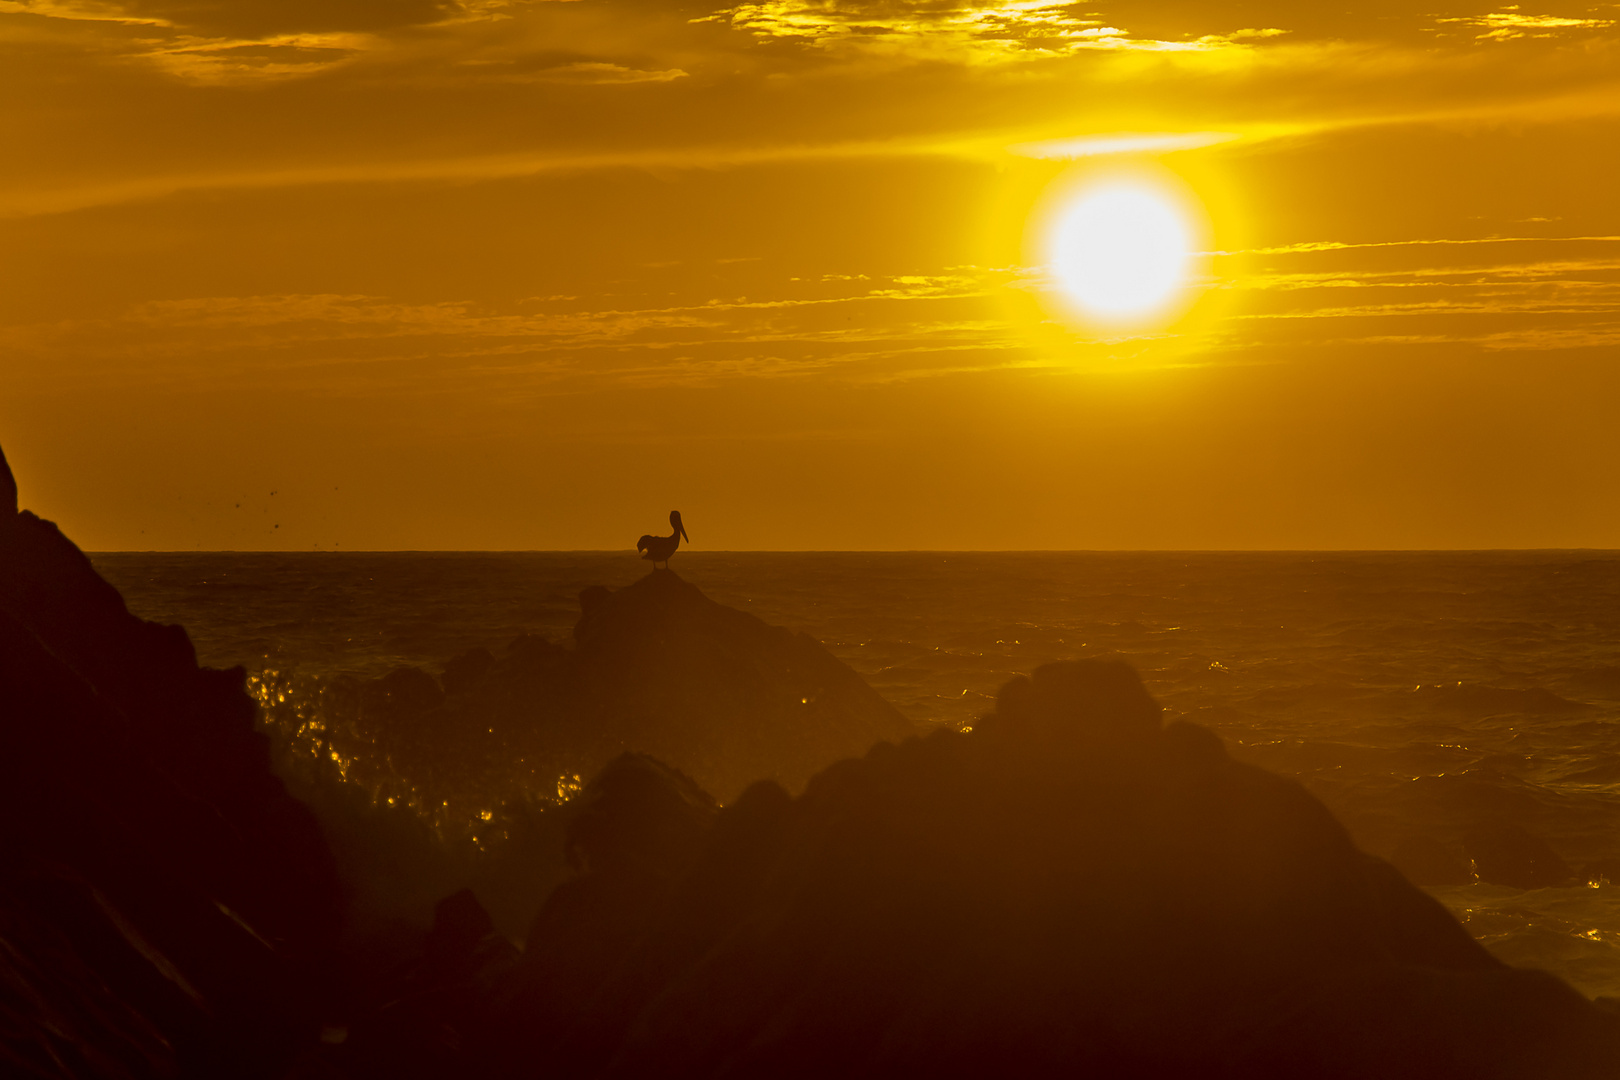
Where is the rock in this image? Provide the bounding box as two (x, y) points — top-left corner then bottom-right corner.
(1463, 820), (1577, 889)
(490, 660), (1619, 1079)
(505, 632), (567, 676)
(361, 570), (915, 813)
(0, 861), (178, 1079)
(0, 440), (15, 519)
(440, 647), (495, 696)
(430, 888), (496, 963)
(333, 888), (519, 1080)
(562, 569), (914, 800)
(578, 585), (612, 617)
(1582, 858), (1620, 886)
(1391, 835), (1476, 887)
(362, 665), (445, 719)
(562, 753), (719, 876)
(1412, 682), (1590, 716)
(987, 657), (1161, 746)
(0, 449), (340, 1075)
(427, 888), (516, 984)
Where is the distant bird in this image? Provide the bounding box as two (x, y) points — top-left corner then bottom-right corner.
(637, 511), (689, 568)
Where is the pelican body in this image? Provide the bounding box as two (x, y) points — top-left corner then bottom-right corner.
(637, 511), (689, 568)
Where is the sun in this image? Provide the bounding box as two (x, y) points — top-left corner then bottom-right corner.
(1032, 170), (1208, 331)
(1051, 184), (1191, 319)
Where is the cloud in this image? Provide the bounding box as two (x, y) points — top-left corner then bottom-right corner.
(0, 0), (533, 84)
(693, 0), (1287, 62)
(0, 0), (169, 25)
(500, 60), (689, 83)
(1009, 131), (1240, 158)
(1227, 235), (1620, 257)
(0, 266), (1024, 392)
(138, 31), (378, 82)
(1204, 233), (1620, 354)
(116, 0), (467, 37)
(0, 135), (981, 219)
(1434, 9), (1616, 42)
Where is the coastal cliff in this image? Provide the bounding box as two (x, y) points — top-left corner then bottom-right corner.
(0, 446), (340, 1075)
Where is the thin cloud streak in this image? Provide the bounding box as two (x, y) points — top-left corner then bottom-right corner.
(1230, 235), (1620, 256)
(0, 135), (1003, 219)
(1009, 131), (1241, 158)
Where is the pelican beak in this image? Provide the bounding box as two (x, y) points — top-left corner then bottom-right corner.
(681, 524), (690, 543)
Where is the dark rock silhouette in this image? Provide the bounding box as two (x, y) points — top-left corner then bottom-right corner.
(441, 647), (496, 697)
(1391, 834), (1477, 886)
(0, 441), (339, 1076)
(347, 569), (914, 813)
(491, 755), (722, 1070)
(480, 660), (1618, 1079)
(333, 886), (521, 1080)
(0, 441), (15, 519)
(1412, 681), (1591, 716)
(1584, 857), (1620, 886)
(427, 888), (515, 983)
(565, 570), (911, 799)
(561, 753), (719, 876)
(1463, 820), (1577, 889)
(363, 665), (445, 720)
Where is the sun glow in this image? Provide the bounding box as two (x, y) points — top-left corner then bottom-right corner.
(1034, 171), (1208, 330)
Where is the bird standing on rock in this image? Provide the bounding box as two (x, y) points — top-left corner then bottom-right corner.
(637, 511), (689, 568)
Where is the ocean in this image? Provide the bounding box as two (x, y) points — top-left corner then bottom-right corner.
(90, 550), (1620, 999)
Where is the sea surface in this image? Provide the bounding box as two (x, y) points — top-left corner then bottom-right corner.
(91, 550), (1620, 999)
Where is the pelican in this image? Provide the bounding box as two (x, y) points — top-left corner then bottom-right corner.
(637, 511), (689, 568)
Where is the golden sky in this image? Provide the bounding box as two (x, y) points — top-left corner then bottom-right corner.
(3, 0), (1618, 550)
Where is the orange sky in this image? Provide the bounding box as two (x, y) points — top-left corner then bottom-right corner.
(3, 0), (1618, 550)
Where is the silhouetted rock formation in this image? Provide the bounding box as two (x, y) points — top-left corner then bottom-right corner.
(566, 570), (911, 799)
(334, 887), (520, 1080)
(1364, 770), (1584, 892)
(0, 442), (339, 1076)
(1390, 834), (1476, 886)
(0, 443), (15, 519)
(481, 660), (1617, 1079)
(347, 568), (914, 810)
(1462, 819), (1578, 890)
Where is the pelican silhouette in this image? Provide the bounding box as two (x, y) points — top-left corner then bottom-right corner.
(637, 511), (689, 568)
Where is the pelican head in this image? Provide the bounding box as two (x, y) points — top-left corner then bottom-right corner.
(671, 510), (689, 544)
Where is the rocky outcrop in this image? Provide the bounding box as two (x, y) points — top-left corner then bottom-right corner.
(564, 570), (914, 800)
(344, 569), (915, 812)
(0, 443), (15, 519)
(0, 442), (340, 1077)
(477, 660), (1618, 1079)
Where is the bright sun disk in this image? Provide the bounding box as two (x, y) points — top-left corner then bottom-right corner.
(1048, 181), (1194, 323)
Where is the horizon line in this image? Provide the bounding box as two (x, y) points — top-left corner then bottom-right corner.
(83, 547), (1620, 555)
